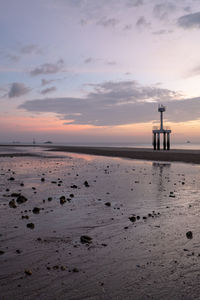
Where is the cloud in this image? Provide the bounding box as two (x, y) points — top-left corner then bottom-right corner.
(21, 44), (41, 55)
(96, 17), (120, 28)
(41, 79), (55, 86)
(136, 16), (151, 28)
(153, 3), (176, 20)
(18, 80), (189, 126)
(152, 29), (173, 35)
(123, 24), (132, 30)
(178, 12), (200, 29)
(8, 82), (30, 98)
(126, 0), (143, 7)
(84, 57), (94, 64)
(40, 86), (57, 94)
(30, 59), (64, 76)
(6, 54), (20, 62)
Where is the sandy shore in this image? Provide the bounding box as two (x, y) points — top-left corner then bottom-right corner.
(48, 145), (200, 164)
(1, 148), (200, 299)
(1, 144), (200, 164)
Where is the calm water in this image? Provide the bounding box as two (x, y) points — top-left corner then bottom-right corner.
(1, 142), (200, 150)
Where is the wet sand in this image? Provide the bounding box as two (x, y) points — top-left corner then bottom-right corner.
(1, 147), (200, 299)
(1, 145), (200, 164)
(48, 146), (200, 164)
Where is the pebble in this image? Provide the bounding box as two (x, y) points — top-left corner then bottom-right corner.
(27, 223), (35, 229)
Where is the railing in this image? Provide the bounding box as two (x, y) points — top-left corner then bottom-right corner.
(153, 125), (171, 130)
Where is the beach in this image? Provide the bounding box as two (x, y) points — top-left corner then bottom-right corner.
(1, 146), (200, 299)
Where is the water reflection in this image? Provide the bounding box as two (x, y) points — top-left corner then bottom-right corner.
(152, 162), (171, 194)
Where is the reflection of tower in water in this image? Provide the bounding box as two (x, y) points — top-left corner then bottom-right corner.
(152, 162), (171, 193)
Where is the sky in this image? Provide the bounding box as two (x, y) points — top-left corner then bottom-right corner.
(1, 0), (200, 144)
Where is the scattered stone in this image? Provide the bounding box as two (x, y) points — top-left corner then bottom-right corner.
(8, 177), (15, 181)
(69, 194), (74, 198)
(9, 200), (17, 208)
(80, 235), (92, 244)
(60, 266), (66, 271)
(143, 216), (147, 220)
(48, 197), (52, 201)
(136, 216), (140, 220)
(32, 207), (40, 214)
(129, 216), (136, 222)
(41, 178), (45, 182)
(16, 195), (27, 204)
(27, 223), (35, 229)
(105, 202), (111, 207)
(72, 267), (79, 272)
(84, 181), (89, 187)
(24, 270), (32, 276)
(60, 196), (66, 204)
(186, 231), (193, 239)
(16, 249), (22, 254)
(11, 193), (21, 197)
(71, 185), (77, 189)
(0, 250), (5, 255)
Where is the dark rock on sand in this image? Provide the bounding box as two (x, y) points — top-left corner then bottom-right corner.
(16, 195), (27, 204)
(186, 231), (193, 239)
(11, 193), (21, 197)
(60, 196), (66, 204)
(8, 177), (15, 181)
(24, 270), (32, 275)
(71, 185), (78, 189)
(129, 216), (136, 222)
(27, 223), (35, 229)
(84, 181), (89, 187)
(32, 207), (40, 214)
(105, 202), (111, 207)
(41, 178), (45, 182)
(80, 235), (92, 244)
(9, 200), (17, 208)
(0, 250), (5, 255)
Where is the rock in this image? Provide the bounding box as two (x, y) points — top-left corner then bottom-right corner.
(8, 177), (15, 181)
(129, 216), (136, 222)
(9, 199), (17, 208)
(186, 231), (193, 239)
(72, 267), (79, 272)
(24, 270), (32, 276)
(60, 196), (66, 204)
(0, 250), (5, 255)
(71, 185), (77, 189)
(80, 235), (92, 244)
(41, 178), (45, 182)
(11, 193), (21, 197)
(32, 207), (40, 214)
(84, 181), (89, 187)
(48, 197), (52, 201)
(16, 195), (27, 204)
(60, 266), (66, 271)
(105, 202), (111, 207)
(69, 194), (74, 198)
(27, 223), (35, 229)
(136, 216), (140, 220)
(16, 249), (22, 254)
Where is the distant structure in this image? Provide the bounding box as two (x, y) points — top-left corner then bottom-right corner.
(152, 105), (171, 150)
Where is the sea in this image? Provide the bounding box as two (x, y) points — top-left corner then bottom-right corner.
(2, 141), (200, 150)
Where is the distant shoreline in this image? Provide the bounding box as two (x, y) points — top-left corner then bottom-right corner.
(0, 144), (199, 164)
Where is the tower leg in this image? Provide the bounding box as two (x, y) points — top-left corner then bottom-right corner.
(167, 133), (170, 150)
(153, 133), (156, 150)
(163, 132), (166, 150)
(157, 133), (160, 150)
